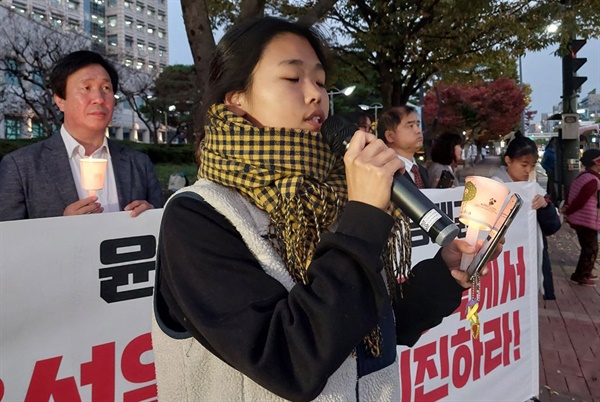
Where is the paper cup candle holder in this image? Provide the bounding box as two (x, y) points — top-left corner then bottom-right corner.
(458, 176), (510, 338)
(80, 157), (107, 197)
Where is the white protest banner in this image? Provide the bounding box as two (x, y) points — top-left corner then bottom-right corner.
(0, 183), (540, 401)
(0, 210), (162, 401)
(398, 183), (539, 402)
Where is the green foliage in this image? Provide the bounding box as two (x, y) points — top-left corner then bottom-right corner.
(326, 0), (600, 107)
(0, 138), (45, 161)
(125, 141), (197, 164)
(154, 163), (199, 189)
(0, 138), (196, 165)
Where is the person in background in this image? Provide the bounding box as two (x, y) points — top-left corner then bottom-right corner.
(344, 110), (373, 133)
(0, 50), (163, 221)
(541, 137), (558, 205)
(377, 105), (429, 188)
(427, 132), (463, 188)
(151, 17), (501, 401)
(491, 132), (561, 300)
(562, 148), (600, 287)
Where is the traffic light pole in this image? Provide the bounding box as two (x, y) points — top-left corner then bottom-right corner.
(558, 1), (587, 202)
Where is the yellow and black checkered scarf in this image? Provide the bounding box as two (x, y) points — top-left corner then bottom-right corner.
(198, 104), (412, 356)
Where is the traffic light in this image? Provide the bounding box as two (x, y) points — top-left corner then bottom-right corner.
(562, 39), (587, 98)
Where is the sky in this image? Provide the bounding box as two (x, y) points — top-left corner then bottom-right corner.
(167, 0), (600, 124)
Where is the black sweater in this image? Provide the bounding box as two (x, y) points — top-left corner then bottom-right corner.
(154, 195), (465, 400)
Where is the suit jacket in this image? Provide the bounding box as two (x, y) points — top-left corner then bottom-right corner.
(0, 133), (163, 221)
(403, 162), (430, 189)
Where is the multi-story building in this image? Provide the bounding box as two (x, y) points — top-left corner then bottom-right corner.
(0, 0), (168, 71)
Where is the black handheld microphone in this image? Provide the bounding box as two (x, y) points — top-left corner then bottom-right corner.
(321, 115), (459, 246)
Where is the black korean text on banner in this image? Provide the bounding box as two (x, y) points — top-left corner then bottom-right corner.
(99, 235), (157, 303)
(399, 246), (526, 401)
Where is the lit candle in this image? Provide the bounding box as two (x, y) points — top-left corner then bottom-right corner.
(458, 176), (510, 271)
(80, 156), (107, 197)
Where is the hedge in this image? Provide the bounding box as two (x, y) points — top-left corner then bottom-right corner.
(0, 138), (196, 165)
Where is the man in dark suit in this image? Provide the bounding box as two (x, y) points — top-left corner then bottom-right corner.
(377, 105), (429, 189)
(0, 50), (163, 221)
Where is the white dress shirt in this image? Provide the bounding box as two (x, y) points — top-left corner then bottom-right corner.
(397, 155), (418, 182)
(61, 127), (120, 212)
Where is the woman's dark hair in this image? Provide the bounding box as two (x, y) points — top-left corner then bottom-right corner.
(344, 111), (371, 130)
(49, 50), (119, 99)
(504, 131), (538, 160)
(206, 17), (330, 109)
(376, 105), (417, 143)
(430, 132), (463, 165)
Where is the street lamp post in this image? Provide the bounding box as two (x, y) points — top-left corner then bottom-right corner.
(358, 103), (383, 122)
(163, 105), (176, 143)
(327, 85), (356, 115)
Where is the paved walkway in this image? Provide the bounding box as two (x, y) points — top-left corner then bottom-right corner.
(457, 156), (600, 402)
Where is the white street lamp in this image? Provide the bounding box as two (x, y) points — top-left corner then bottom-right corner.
(327, 85), (356, 115)
(358, 102), (384, 122)
(164, 104), (176, 138)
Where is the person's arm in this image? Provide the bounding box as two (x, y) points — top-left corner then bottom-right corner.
(158, 196), (393, 401)
(564, 179), (597, 215)
(0, 154), (27, 221)
(123, 154), (164, 216)
(536, 198), (561, 236)
(392, 251), (465, 346)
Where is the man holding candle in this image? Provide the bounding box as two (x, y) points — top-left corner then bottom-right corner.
(0, 51), (163, 221)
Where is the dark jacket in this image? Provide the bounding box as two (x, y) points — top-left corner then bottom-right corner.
(0, 133), (163, 221)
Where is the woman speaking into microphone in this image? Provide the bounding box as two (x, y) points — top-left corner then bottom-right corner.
(152, 16), (502, 402)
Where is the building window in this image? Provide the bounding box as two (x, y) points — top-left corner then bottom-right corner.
(136, 61), (144, 70)
(108, 34), (118, 47)
(50, 14), (63, 27)
(158, 46), (166, 58)
(125, 36), (133, 48)
(32, 70), (44, 91)
(125, 59), (133, 67)
(51, 0), (62, 6)
(123, 1), (132, 8)
(147, 25), (154, 34)
(136, 21), (144, 31)
(107, 15), (117, 27)
(135, 2), (143, 12)
(32, 8), (45, 22)
(125, 17), (133, 28)
(68, 18), (80, 30)
(137, 41), (144, 52)
(5, 117), (21, 140)
(67, 0), (79, 10)
(157, 29), (165, 39)
(157, 11), (165, 21)
(11, 2), (27, 13)
(147, 43), (155, 53)
(31, 121), (44, 138)
(146, 6), (155, 16)
(107, 0), (116, 6)
(4, 59), (19, 86)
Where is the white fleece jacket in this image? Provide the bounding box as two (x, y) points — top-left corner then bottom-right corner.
(152, 179), (400, 401)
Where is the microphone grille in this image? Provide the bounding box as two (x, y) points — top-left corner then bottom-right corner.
(321, 115), (357, 156)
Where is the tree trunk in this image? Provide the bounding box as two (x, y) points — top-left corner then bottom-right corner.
(181, 0), (215, 145)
